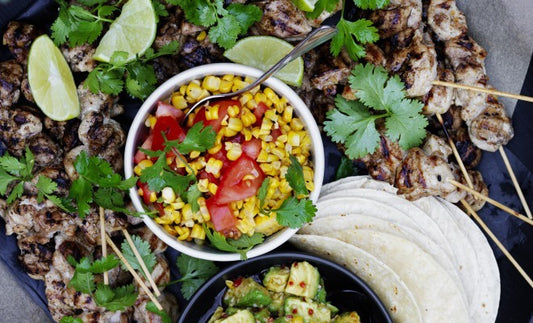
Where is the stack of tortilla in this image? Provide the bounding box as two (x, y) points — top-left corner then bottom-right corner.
(290, 176), (500, 323)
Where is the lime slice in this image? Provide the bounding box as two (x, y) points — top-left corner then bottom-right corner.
(28, 35), (80, 121)
(224, 36), (304, 87)
(291, 0), (318, 12)
(93, 0), (157, 62)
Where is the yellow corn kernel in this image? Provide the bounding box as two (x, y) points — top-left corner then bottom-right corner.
(236, 218), (255, 236)
(171, 94), (188, 110)
(164, 224), (177, 236)
(287, 131), (301, 147)
(225, 142), (243, 161)
(137, 188), (143, 196)
(171, 200), (185, 210)
(264, 109), (278, 122)
(186, 82), (203, 100)
(224, 127), (238, 137)
(149, 192), (157, 203)
(155, 213), (173, 225)
(172, 210), (182, 223)
(271, 147), (285, 159)
(275, 97), (288, 113)
(282, 105), (293, 123)
(254, 92), (267, 104)
(208, 143), (222, 154)
(241, 110), (257, 128)
(306, 181), (315, 192)
(146, 115), (157, 128)
(182, 203), (193, 221)
(290, 118), (304, 131)
(227, 117), (243, 132)
(219, 80), (233, 93)
(206, 157), (223, 177)
(260, 163), (273, 174)
(267, 154), (279, 162)
(187, 113), (196, 128)
(255, 213), (284, 236)
(215, 130), (224, 145)
(239, 93), (253, 106)
(252, 127), (261, 138)
(208, 182), (218, 195)
(166, 156), (174, 166)
(205, 104), (219, 121)
(296, 155), (306, 165)
(202, 75), (221, 92)
(244, 76), (255, 84)
(232, 79), (249, 92)
(264, 87), (279, 104)
(276, 134), (288, 144)
(134, 159), (153, 176)
(188, 150), (200, 159)
(198, 178), (209, 193)
(246, 99), (258, 110)
(222, 74), (234, 81)
(259, 118), (273, 135)
(242, 128), (253, 141)
(196, 30), (207, 41)
(227, 105), (240, 118)
(176, 226), (190, 240)
(161, 187), (176, 204)
(179, 85), (187, 95)
(257, 150), (268, 162)
(190, 224), (205, 240)
(279, 179), (292, 194)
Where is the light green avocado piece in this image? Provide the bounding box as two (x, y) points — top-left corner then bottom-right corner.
(263, 266), (290, 292)
(217, 309), (256, 323)
(223, 277), (272, 308)
(284, 261), (320, 298)
(283, 297), (331, 322)
(332, 311), (362, 323)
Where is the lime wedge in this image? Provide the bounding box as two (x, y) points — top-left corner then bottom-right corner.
(291, 0), (318, 12)
(224, 36), (304, 87)
(93, 0), (157, 63)
(28, 35), (80, 121)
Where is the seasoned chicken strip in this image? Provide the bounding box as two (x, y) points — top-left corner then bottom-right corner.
(468, 96), (514, 152)
(18, 235), (55, 280)
(0, 59), (23, 108)
(423, 63), (455, 115)
(252, 0), (312, 40)
(427, 0), (467, 41)
(0, 106), (43, 157)
(2, 21), (42, 64)
(61, 43), (97, 72)
(369, 0), (422, 40)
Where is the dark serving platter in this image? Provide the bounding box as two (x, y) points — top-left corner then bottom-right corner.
(178, 252), (393, 323)
(0, 1), (532, 322)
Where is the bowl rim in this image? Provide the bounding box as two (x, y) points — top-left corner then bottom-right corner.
(178, 251), (393, 323)
(124, 63), (325, 261)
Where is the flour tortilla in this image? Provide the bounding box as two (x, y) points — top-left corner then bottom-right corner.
(329, 229), (470, 323)
(299, 213), (467, 306)
(290, 234), (423, 323)
(320, 176), (397, 196)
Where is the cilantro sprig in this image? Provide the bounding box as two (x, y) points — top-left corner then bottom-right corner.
(0, 148), (71, 209)
(307, 0), (387, 61)
(205, 228), (265, 260)
(324, 63), (428, 159)
(172, 0), (262, 49)
(172, 254), (219, 300)
(67, 151), (138, 217)
(121, 235), (156, 279)
(85, 41), (180, 99)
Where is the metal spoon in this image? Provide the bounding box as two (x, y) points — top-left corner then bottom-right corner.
(181, 25), (338, 123)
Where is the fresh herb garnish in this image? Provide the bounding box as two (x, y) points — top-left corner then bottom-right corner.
(275, 197), (317, 228)
(146, 301), (172, 323)
(67, 151), (138, 217)
(172, 0), (262, 49)
(120, 235), (157, 279)
(257, 177), (270, 211)
(94, 284), (138, 311)
(0, 148), (71, 210)
(308, 0), (387, 61)
(60, 316), (83, 323)
(205, 227), (264, 260)
(174, 254), (219, 300)
(85, 41), (180, 99)
(166, 122), (217, 154)
(51, 0), (117, 47)
(324, 63), (428, 159)
(286, 155), (309, 198)
(335, 156), (358, 180)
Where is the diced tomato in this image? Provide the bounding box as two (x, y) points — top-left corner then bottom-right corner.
(155, 101), (184, 120)
(193, 99), (239, 132)
(206, 197), (238, 237)
(134, 134), (154, 164)
(253, 102), (268, 126)
(271, 128), (282, 141)
(153, 202), (166, 216)
(151, 116), (186, 151)
(242, 138), (262, 160)
(213, 155), (265, 205)
(137, 181), (154, 205)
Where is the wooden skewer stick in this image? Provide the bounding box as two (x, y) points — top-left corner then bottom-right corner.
(460, 200), (533, 288)
(498, 146), (533, 219)
(432, 80), (533, 103)
(105, 234), (163, 311)
(449, 179), (533, 226)
(99, 207), (108, 285)
(121, 229), (161, 296)
(435, 113), (475, 189)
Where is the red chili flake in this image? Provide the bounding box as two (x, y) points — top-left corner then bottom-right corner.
(286, 315), (293, 319)
(299, 281), (306, 288)
(233, 277), (243, 287)
(294, 263), (298, 267)
(308, 309), (314, 315)
(288, 280), (294, 286)
(292, 309), (298, 314)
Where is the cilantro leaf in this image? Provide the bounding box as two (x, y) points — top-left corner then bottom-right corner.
(0, 154), (25, 174)
(69, 177), (93, 217)
(185, 184), (202, 213)
(307, 0), (340, 19)
(275, 197), (317, 228)
(85, 66), (125, 95)
(385, 104), (428, 149)
(176, 254), (218, 300)
(257, 177), (270, 210)
(168, 123), (216, 154)
(209, 15), (241, 50)
(69, 271), (95, 294)
(331, 18), (379, 60)
(335, 156), (358, 180)
(204, 228), (263, 260)
(348, 64), (404, 110)
(94, 284), (138, 311)
(0, 168), (17, 195)
(90, 255), (120, 273)
(286, 155), (308, 197)
(6, 182), (23, 204)
(35, 176), (58, 203)
(120, 235), (156, 279)
(146, 301), (172, 323)
(227, 3), (262, 32)
(354, 0), (390, 10)
(177, 0), (218, 27)
(228, 232), (264, 250)
(60, 316), (83, 323)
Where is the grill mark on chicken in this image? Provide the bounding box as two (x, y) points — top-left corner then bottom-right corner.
(0, 60), (23, 108)
(2, 21), (42, 64)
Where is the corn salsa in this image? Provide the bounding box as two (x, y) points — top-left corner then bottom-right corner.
(133, 74), (314, 246)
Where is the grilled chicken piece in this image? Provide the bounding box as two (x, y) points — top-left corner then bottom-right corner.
(364, 43), (387, 67)
(387, 31), (437, 97)
(452, 127), (482, 168)
(24, 167), (70, 197)
(154, 8), (184, 49)
(359, 125), (406, 184)
(2, 21), (42, 64)
(427, 0), (467, 41)
(461, 170), (487, 211)
(77, 83), (118, 118)
(439, 104), (463, 132)
(252, 0), (312, 40)
(28, 133), (62, 167)
(131, 226), (168, 254)
(137, 254), (170, 296)
(307, 1), (342, 27)
(20, 77), (34, 102)
(311, 50), (354, 96)
(422, 134), (452, 159)
(0, 106), (43, 156)
(75, 310), (132, 323)
(61, 44), (97, 72)
(369, 0), (422, 41)
(79, 209), (128, 245)
(64, 145), (88, 180)
(78, 111), (126, 155)
(18, 235), (55, 280)
(395, 147), (466, 202)
(153, 56), (181, 83)
(0, 59), (23, 108)
(423, 63), (455, 115)
(179, 36), (225, 69)
(133, 293), (179, 323)
(44, 117), (82, 151)
(468, 96), (514, 151)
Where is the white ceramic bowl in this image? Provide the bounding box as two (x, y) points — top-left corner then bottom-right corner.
(124, 63), (324, 261)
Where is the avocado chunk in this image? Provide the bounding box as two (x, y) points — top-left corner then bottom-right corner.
(284, 261), (320, 298)
(217, 309), (256, 323)
(283, 297), (331, 322)
(254, 307), (272, 323)
(263, 266), (290, 292)
(223, 277), (272, 308)
(332, 311), (361, 323)
(268, 292), (286, 316)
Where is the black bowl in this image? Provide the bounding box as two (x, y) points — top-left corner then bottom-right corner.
(178, 252), (392, 323)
